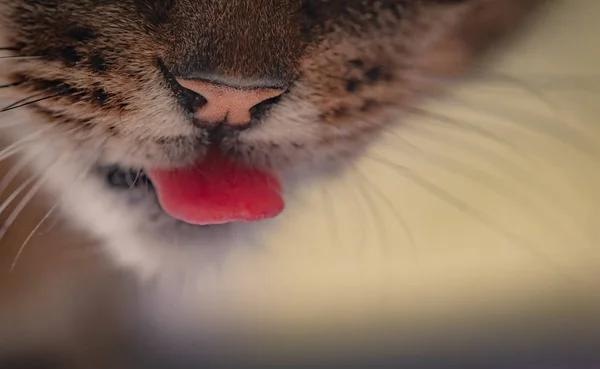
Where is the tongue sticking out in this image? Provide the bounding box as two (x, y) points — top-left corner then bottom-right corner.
(146, 148), (284, 225)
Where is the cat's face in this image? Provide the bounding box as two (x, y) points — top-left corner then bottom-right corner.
(0, 0), (539, 276)
(0, 0), (473, 167)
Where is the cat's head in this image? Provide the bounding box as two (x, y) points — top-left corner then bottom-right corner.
(0, 0), (541, 276)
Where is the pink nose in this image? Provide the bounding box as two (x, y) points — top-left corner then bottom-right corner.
(177, 79), (285, 126)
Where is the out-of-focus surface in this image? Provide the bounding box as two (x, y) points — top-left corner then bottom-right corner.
(0, 157), (138, 367)
(1, 0), (600, 367)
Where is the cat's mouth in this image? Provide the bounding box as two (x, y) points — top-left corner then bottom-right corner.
(103, 147), (284, 226)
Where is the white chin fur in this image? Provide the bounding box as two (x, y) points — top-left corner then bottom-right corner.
(0, 110), (251, 281)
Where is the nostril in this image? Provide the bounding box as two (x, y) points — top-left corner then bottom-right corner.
(180, 88), (207, 117)
(250, 94), (282, 121)
(157, 58), (208, 116)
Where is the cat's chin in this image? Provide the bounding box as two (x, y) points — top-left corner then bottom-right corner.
(83, 163), (271, 280)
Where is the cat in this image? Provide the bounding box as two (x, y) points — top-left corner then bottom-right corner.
(0, 0), (545, 281)
(0, 0), (563, 367)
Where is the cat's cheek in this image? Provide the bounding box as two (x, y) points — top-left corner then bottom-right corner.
(414, 37), (473, 78)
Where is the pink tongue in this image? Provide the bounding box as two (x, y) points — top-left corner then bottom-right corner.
(146, 148), (284, 225)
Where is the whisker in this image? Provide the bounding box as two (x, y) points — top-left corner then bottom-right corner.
(351, 169), (389, 255)
(0, 145), (23, 164)
(0, 149), (75, 248)
(379, 139), (587, 250)
(347, 177), (368, 255)
(365, 154), (576, 282)
(0, 149), (39, 198)
(0, 55), (42, 61)
(10, 142), (104, 272)
(404, 124), (541, 188)
(408, 106), (521, 152)
(0, 121), (28, 131)
(1, 93), (61, 113)
(492, 73), (576, 126)
(320, 187), (340, 248)
(479, 72), (600, 93)
(379, 125), (427, 155)
(452, 95), (600, 163)
(128, 169), (142, 191)
(493, 73), (600, 142)
(0, 171), (49, 246)
(0, 126), (53, 163)
(1, 92), (47, 111)
(353, 166), (417, 259)
(0, 173), (38, 218)
(407, 105), (546, 182)
(33, 211), (63, 237)
(0, 81), (24, 89)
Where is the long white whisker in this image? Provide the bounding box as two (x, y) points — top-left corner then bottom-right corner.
(347, 177), (368, 255)
(478, 72), (600, 93)
(0, 173), (38, 217)
(0, 172), (48, 247)
(365, 153), (577, 282)
(0, 120), (29, 130)
(353, 166), (417, 259)
(0, 144), (46, 198)
(379, 139), (590, 253)
(0, 150), (71, 245)
(320, 187), (340, 249)
(452, 96), (600, 163)
(408, 106), (518, 150)
(128, 169), (142, 191)
(350, 168), (388, 255)
(0, 125), (52, 163)
(404, 123), (543, 189)
(379, 125), (422, 153)
(0, 145), (24, 164)
(407, 106), (543, 172)
(10, 141), (105, 272)
(493, 72), (597, 136)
